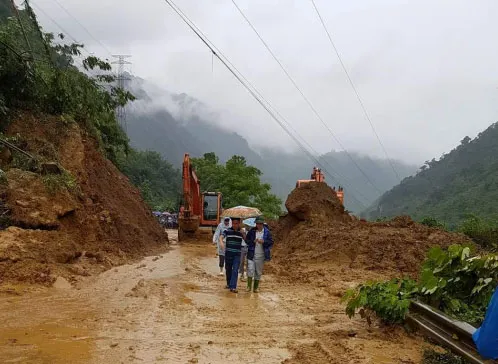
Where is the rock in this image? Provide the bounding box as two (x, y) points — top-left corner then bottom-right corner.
(41, 162), (62, 175)
(15, 200), (30, 208)
(110, 343), (119, 348)
(53, 276), (72, 289)
(0, 147), (13, 167)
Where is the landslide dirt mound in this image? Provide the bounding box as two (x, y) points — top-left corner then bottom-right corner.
(0, 112), (167, 286)
(285, 182), (348, 222)
(271, 183), (470, 282)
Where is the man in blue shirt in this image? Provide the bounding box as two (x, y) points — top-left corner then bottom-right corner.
(219, 217), (245, 293)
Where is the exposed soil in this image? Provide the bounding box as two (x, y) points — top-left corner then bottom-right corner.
(0, 231), (430, 364)
(270, 182), (470, 283)
(0, 118), (471, 363)
(0, 112), (168, 286)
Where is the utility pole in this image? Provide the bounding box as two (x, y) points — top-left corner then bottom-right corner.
(112, 55), (132, 131)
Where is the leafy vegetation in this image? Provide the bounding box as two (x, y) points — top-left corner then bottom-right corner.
(42, 170), (79, 195)
(191, 152), (282, 218)
(344, 244), (498, 326)
(117, 150), (181, 211)
(458, 215), (498, 251)
(364, 123), (498, 227)
(420, 217), (446, 229)
(343, 278), (418, 324)
(0, 1), (133, 164)
(0, 2), (183, 212)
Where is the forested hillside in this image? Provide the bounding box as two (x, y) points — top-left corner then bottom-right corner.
(125, 76), (417, 213)
(364, 122), (498, 227)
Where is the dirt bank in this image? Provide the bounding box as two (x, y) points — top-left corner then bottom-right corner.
(270, 182), (470, 283)
(0, 113), (168, 286)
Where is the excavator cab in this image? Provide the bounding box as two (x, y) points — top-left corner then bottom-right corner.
(201, 192), (222, 226)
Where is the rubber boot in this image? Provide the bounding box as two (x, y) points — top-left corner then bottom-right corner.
(246, 277), (253, 292)
(253, 279), (260, 293)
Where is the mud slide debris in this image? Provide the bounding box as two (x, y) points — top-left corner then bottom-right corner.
(0, 113), (168, 286)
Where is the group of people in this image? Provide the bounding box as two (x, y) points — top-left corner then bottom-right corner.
(213, 216), (273, 293)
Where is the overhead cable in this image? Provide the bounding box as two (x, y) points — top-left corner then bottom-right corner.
(230, 0), (384, 196)
(162, 0), (371, 209)
(310, 0), (401, 182)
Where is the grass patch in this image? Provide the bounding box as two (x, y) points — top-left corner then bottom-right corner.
(42, 170), (78, 195)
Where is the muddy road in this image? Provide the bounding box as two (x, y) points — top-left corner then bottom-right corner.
(0, 231), (426, 363)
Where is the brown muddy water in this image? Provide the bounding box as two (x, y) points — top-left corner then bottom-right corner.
(0, 231), (426, 363)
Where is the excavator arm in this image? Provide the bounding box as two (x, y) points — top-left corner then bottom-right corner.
(181, 153), (201, 218)
(178, 153), (222, 241)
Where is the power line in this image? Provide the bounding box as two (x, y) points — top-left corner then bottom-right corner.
(309, 0), (401, 182)
(230, 0), (384, 197)
(161, 0), (370, 210)
(164, 0), (372, 209)
(48, 0), (113, 58)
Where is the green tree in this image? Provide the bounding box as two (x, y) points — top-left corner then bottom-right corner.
(117, 150), (181, 211)
(0, 2), (134, 163)
(191, 153), (282, 218)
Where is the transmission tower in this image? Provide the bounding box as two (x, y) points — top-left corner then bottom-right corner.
(112, 55), (132, 131)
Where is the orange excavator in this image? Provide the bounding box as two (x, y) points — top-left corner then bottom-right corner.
(178, 153), (223, 241)
(296, 167), (344, 205)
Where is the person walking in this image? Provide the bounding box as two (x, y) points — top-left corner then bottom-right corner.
(245, 216), (273, 293)
(219, 217), (245, 293)
(239, 224), (249, 281)
(213, 217), (231, 275)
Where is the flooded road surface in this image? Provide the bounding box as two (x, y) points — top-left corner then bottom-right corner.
(0, 231), (426, 363)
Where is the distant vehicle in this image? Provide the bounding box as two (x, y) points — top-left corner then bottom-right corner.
(178, 153), (222, 241)
(296, 166), (344, 205)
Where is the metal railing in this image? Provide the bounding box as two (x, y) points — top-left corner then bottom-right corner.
(407, 300), (496, 364)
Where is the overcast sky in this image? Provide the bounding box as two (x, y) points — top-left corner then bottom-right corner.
(29, 0), (498, 165)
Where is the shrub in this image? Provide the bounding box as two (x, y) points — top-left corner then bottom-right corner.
(458, 215), (498, 250)
(343, 244), (498, 326)
(420, 217), (446, 229)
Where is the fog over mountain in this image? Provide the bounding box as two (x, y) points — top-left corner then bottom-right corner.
(125, 76), (417, 213)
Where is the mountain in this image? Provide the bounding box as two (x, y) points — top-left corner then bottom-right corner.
(363, 122), (498, 227)
(125, 76), (417, 213)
